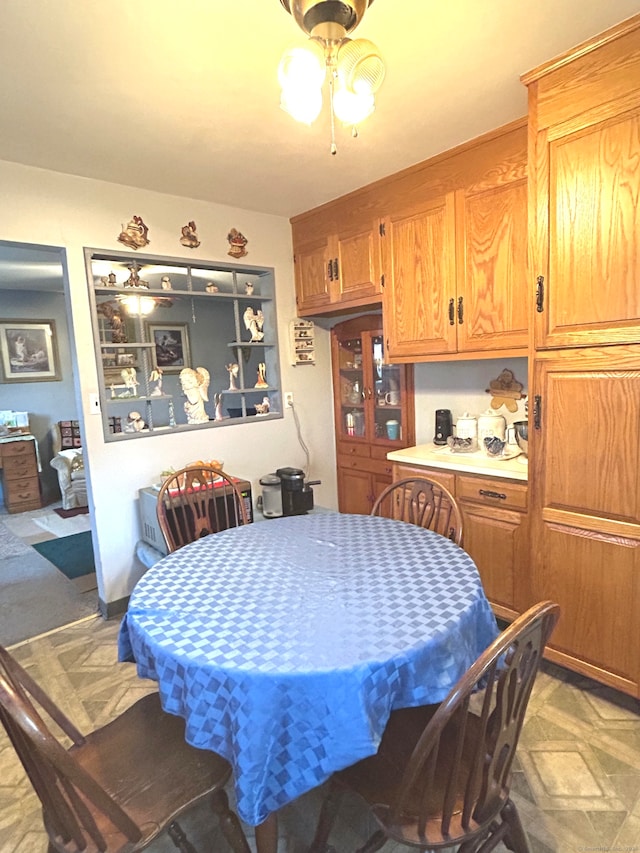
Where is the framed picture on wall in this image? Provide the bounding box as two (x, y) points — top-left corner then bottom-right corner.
(147, 323), (191, 373)
(0, 319), (61, 382)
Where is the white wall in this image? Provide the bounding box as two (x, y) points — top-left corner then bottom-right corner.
(0, 160), (337, 610)
(413, 357), (529, 443)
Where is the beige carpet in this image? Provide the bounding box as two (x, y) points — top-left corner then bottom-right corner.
(0, 504), (98, 645)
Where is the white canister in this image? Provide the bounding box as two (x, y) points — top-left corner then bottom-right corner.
(455, 413), (478, 447)
(478, 410), (507, 443)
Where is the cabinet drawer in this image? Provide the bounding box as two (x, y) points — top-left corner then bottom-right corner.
(1, 440), (36, 460)
(457, 475), (527, 512)
(337, 441), (371, 459)
(3, 457), (38, 479)
(338, 454), (392, 477)
(4, 477), (40, 503)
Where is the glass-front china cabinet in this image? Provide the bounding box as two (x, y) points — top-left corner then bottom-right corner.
(331, 315), (415, 514)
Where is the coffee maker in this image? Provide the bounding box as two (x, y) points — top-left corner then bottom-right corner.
(434, 409), (453, 445)
(276, 467), (321, 516)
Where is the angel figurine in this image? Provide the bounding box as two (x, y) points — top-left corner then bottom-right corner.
(226, 363), (239, 391)
(255, 362), (268, 388)
(243, 306), (264, 342)
(179, 366), (210, 424)
(149, 368), (163, 396)
(119, 367), (138, 397)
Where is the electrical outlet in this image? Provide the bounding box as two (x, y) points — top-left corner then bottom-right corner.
(89, 393), (101, 415)
(284, 391), (294, 408)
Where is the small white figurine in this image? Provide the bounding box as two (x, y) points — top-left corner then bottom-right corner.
(243, 306), (264, 342)
(226, 363), (239, 391)
(149, 368), (163, 396)
(179, 366), (210, 424)
(206, 282), (219, 293)
(160, 276), (172, 290)
(245, 282), (254, 295)
(255, 396), (270, 416)
(118, 367), (138, 397)
(126, 410), (146, 432)
(214, 392), (224, 421)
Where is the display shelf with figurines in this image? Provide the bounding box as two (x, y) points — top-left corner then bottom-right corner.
(85, 248), (282, 440)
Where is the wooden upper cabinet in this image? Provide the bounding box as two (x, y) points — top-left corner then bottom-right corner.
(523, 15), (640, 350)
(380, 119), (528, 362)
(455, 177), (528, 353)
(335, 216), (382, 306)
(291, 201), (382, 317)
(382, 193), (457, 359)
(293, 230), (335, 314)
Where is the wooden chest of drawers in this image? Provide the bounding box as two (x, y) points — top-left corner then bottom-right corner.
(1, 439), (42, 513)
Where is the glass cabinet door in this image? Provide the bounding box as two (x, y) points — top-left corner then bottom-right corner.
(371, 334), (403, 442)
(336, 334), (365, 440)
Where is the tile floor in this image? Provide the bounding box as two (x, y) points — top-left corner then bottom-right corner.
(2, 616), (640, 853)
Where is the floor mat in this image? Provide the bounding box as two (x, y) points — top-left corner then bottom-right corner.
(32, 532), (95, 579)
(54, 506), (89, 519)
(33, 512), (91, 538)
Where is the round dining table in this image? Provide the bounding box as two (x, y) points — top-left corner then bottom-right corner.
(118, 511), (498, 844)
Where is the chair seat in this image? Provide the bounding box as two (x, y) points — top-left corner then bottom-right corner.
(339, 705), (490, 846)
(67, 693), (232, 851)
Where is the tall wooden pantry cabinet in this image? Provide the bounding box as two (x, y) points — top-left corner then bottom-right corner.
(523, 13), (640, 697)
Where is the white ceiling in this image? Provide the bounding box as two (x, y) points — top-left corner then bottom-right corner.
(0, 0), (638, 224)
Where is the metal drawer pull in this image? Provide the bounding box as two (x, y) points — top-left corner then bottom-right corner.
(479, 489), (507, 500)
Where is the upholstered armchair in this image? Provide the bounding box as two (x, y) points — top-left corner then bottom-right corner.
(50, 423), (88, 510)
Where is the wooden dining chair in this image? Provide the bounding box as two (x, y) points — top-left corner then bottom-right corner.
(0, 643), (251, 853)
(371, 477), (464, 545)
(157, 464), (250, 553)
(309, 601), (560, 853)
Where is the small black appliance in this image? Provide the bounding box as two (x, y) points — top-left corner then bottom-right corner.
(275, 467), (321, 515)
(434, 409), (453, 445)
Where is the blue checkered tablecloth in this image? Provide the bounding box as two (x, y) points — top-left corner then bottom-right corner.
(118, 512), (498, 826)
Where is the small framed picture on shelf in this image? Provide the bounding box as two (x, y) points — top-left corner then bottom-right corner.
(147, 323), (191, 373)
(116, 352), (136, 367)
(0, 319), (61, 382)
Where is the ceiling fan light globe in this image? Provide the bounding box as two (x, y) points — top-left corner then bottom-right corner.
(337, 37), (385, 94)
(278, 43), (326, 89)
(280, 85), (323, 124)
(332, 86), (374, 124)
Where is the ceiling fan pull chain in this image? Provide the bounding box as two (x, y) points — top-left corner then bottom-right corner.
(329, 73), (337, 155)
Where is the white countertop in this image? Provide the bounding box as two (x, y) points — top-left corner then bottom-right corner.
(387, 442), (528, 482)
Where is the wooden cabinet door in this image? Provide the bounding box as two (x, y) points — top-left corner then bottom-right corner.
(530, 347), (640, 695)
(382, 193), (457, 360)
(460, 503), (527, 620)
(335, 219), (382, 306)
(456, 178), (529, 353)
(337, 467), (375, 515)
(293, 232), (336, 315)
(532, 107), (640, 349)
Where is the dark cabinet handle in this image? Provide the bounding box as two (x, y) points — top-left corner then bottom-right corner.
(457, 296), (464, 324)
(327, 261), (334, 281)
(449, 298), (455, 325)
(333, 258), (339, 280)
(533, 395), (542, 430)
(536, 275), (545, 313)
(479, 489), (507, 500)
